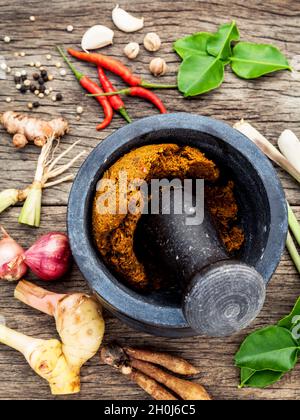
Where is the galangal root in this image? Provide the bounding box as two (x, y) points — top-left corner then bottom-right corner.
(12, 280), (105, 394)
(15, 280), (105, 370)
(0, 324), (80, 395)
(0, 111), (69, 148)
(100, 342), (211, 400)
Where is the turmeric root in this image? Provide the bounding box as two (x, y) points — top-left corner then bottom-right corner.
(0, 324), (80, 395)
(124, 347), (199, 376)
(100, 343), (177, 400)
(15, 280), (105, 370)
(130, 359), (211, 400)
(0, 111), (69, 148)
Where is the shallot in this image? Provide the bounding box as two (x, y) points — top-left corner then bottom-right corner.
(24, 232), (71, 281)
(0, 227), (27, 281)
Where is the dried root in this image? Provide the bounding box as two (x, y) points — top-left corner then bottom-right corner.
(100, 342), (211, 400)
(0, 111), (69, 148)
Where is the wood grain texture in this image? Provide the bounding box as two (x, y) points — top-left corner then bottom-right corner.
(0, 0), (299, 400)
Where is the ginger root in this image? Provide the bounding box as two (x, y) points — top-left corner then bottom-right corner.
(0, 325), (80, 395)
(15, 280), (105, 370)
(0, 111), (69, 148)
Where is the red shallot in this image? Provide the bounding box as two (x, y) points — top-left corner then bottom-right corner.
(0, 227), (27, 281)
(24, 232), (71, 281)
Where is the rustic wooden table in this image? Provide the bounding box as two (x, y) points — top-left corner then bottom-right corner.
(0, 0), (299, 401)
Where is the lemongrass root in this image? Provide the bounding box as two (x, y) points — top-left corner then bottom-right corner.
(278, 130), (300, 173)
(288, 203), (300, 247)
(0, 324), (80, 395)
(286, 231), (300, 274)
(130, 358), (211, 400)
(15, 280), (105, 370)
(234, 120), (300, 184)
(124, 347), (200, 375)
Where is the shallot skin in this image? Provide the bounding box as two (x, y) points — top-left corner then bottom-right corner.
(0, 227), (27, 281)
(24, 232), (71, 281)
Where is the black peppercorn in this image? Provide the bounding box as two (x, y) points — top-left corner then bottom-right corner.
(38, 77), (45, 85)
(32, 73), (40, 80)
(39, 84), (46, 93)
(21, 75), (27, 82)
(42, 75), (49, 82)
(56, 93), (63, 101)
(33, 101), (40, 108)
(20, 85), (27, 94)
(41, 69), (48, 77)
(29, 84), (37, 93)
(14, 76), (21, 84)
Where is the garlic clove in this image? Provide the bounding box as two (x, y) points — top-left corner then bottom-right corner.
(81, 25), (114, 53)
(112, 4), (144, 33)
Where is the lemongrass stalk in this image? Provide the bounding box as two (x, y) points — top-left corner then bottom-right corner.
(278, 130), (300, 173)
(18, 182), (42, 227)
(234, 120), (300, 184)
(288, 203), (300, 247)
(0, 189), (22, 213)
(286, 231), (300, 274)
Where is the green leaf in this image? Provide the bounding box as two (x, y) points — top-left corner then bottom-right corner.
(230, 42), (291, 79)
(174, 32), (213, 60)
(207, 21), (240, 60)
(235, 326), (299, 372)
(240, 367), (284, 389)
(278, 297), (300, 330)
(178, 55), (224, 97)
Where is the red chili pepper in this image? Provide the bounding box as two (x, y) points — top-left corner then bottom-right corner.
(68, 49), (177, 90)
(88, 87), (167, 114)
(97, 66), (131, 124)
(57, 47), (113, 130)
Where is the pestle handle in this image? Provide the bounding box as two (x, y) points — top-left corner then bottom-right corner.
(183, 261), (266, 337)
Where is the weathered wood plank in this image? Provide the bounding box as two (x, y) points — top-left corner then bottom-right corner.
(0, 0), (299, 400)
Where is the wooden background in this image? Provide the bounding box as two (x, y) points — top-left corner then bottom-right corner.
(0, 0), (299, 400)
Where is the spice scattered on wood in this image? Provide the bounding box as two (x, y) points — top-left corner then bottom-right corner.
(29, 16), (36, 22)
(67, 25), (74, 32)
(144, 32), (161, 52)
(4, 36), (11, 43)
(149, 57), (168, 77)
(124, 42), (140, 59)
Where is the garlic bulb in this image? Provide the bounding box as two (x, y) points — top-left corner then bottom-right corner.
(81, 25), (114, 52)
(149, 58), (168, 77)
(144, 33), (161, 52)
(112, 4), (144, 33)
(124, 42), (140, 59)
